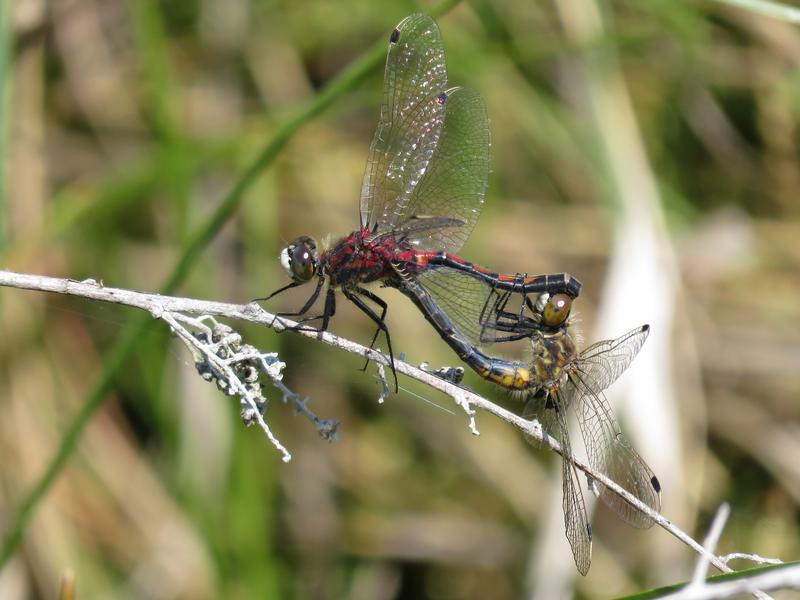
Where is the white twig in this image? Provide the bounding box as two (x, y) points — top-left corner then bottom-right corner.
(163, 312), (292, 462)
(669, 503), (784, 600)
(720, 554), (783, 567)
(375, 361), (390, 404)
(0, 269), (780, 579)
(691, 503), (731, 586)
(453, 389), (480, 436)
(660, 565), (800, 600)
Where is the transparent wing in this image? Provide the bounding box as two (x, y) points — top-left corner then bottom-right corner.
(385, 215), (464, 238)
(577, 325), (650, 390)
(398, 86), (490, 253)
(523, 392), (592, 576)
(360, 13), (448, 233)
(523, 393), (560, 447)
(567, 328), (661, 528)
(414, 266), (504, 347)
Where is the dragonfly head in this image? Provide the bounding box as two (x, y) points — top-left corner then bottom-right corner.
(280, 236), (319, 283)
(528, 293), (577, 388)
(537, 293), (572, 329)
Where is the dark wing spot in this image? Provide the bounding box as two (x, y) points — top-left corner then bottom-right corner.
(390, 28), (400, 43)
(586, 523), (593, 539)
(436, 92), (447, 105)
(651, 475), (662, 493)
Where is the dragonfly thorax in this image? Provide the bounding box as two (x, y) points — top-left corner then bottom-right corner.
(322, 228), (414, 287)
(529, 328), (577, 390)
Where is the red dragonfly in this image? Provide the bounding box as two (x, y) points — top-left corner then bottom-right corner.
(266, 13), (581, 388)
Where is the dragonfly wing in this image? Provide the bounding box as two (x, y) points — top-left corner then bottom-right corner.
(400, 86), (490, 253)
(523, 392), (560, 449)
(577, 325), (650, 391)
(551, 389), (593, 576)
(524, 392), (592, 575)
(569, 337), (662, 528)
(392, 215), (465, 237)
(601, 430), (661, 528)
(360, 13), (448, 234)
(414, 267), (503, 347)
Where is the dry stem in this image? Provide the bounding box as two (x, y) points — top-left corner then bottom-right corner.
(0, 269), (782, 586)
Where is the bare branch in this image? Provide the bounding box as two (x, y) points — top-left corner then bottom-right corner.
(0, 269), (781, 580)
(691, 503), (731, 586)
(164, 312), (292, 461)
(661, 565), (800, 599)
(720, 554), (784, 568)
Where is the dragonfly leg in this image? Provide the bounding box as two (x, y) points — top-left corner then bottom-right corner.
(494, 287), (516, 318)
(318, 287), (336, 332)
(362, 291), (389, 353)
(478, 290), (544, 342)
(264, 276), (331, 333)
(288, 286), (336, 332)
(275, 276), (325, 318)
(496, 289), (543, 333)
(356, 288), (390, 375)
(342, 286), (398, 392)
(477, 286), (503, 344)
(251, 281), (301, 303)
(476, 288), (535, 342)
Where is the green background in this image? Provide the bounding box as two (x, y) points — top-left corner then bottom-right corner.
(0, 0), (798, 598)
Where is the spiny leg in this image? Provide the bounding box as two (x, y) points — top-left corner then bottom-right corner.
(275, 275), (325, 319)
(524, 291), (537, 316)
(346, 286), (392, 372)
(480, 289), (541, 342)
(478, 286), (536, 343)
(478, 273), (558, 335)
(359, 289), (389, 365)
(318, 287), (336, 332)
(264, 276), (330, 333)
(477, 286), (503, 344)
(342, 286), (398, 392)
(252, 280), (301, 303)
(286, 286), (336, 334)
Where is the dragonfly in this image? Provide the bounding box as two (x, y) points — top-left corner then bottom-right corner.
(521, 321), (661, 575)
(266, 13), (581, 390)
(397, 277), (662, 575)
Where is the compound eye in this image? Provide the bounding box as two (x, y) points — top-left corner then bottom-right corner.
(282, 237), (317, 282)
(542, 293), (571, 327)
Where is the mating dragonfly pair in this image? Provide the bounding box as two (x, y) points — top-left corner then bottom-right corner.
(266, 13), (660, 575)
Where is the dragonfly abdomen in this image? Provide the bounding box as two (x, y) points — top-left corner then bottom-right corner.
(396, 277), (535, 391)
(469, 353), (533, 390)
(414, 252), (582, 297)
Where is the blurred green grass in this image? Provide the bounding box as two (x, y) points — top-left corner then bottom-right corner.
(1, 0), (800, 598)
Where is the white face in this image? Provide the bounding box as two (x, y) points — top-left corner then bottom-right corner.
(279, 247), (292, 276)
